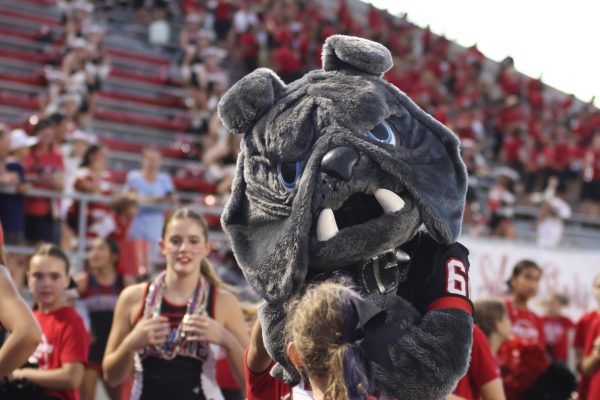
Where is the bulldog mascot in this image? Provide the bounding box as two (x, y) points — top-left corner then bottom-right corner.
(218, 35), (473, 399)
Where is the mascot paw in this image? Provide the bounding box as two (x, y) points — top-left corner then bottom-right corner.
(270, 362), (301, 386)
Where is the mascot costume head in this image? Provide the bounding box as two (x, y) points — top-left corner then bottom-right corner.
(218, 35), (473, 399)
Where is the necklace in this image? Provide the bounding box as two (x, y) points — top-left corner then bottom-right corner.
(143, 271), (209, 360)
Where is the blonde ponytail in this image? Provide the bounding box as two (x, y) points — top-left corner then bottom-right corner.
(287, 282), (370, 400)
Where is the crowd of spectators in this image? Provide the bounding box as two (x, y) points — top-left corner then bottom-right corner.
(1, 0), (599, 266)
(159, 0), (600, 241)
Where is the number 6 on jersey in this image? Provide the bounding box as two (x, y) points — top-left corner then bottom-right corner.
(446, 259), (470, 298)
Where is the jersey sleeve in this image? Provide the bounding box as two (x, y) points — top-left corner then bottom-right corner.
(244, 348), (291, 400)
(423, 242), (473, 315)
(60, 311), (90, 365)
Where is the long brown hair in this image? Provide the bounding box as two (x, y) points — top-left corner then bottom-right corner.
(162, 208), (222, 287)
(286, 281), (369, 400)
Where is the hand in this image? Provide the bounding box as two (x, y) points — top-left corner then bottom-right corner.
(11, 369), (27, 380)
(182, 315), (229, 346)
(126, 316), (170, 351)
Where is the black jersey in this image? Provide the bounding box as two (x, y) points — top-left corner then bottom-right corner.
(81, 273), (124, 365)
(396, 231), (473, 315)
(132, 282), (225, 400)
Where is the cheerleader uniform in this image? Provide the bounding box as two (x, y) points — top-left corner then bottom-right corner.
(81, 273), (124, 370)
(132, 273), (224, 400)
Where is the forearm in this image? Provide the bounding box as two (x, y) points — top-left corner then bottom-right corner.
(581, 352), (600, 377)
(223, 331), (246, 386)
(247, 345), (272, 374)
(103, 335), (136, 386)
(0, 330), (40, 377)
(17, 366), (82, 390)
(479, 378), (506, 400)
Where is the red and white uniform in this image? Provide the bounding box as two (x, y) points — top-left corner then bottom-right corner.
(505, 299), (545, 348)
(541, 315), (574, 363)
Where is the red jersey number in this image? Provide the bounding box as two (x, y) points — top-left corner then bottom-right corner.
(446, 259), (470, 298)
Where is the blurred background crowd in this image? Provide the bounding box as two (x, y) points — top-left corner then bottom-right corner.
(0, 0), (599, 399)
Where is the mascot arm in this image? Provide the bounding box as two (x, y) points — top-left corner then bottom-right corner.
(372, 301), (473, 400)
(373, 240), (474, 399)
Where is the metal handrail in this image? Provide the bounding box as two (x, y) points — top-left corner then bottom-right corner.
(0, 185), (225, 271)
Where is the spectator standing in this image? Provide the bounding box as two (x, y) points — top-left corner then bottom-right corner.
(24, 118), (65, 245)
(503, 260), (545, 347)
(0, 129), (37, 245)
(124, 147), (175, 262)
(148, 6), (171, 47)
(541, 294), (574, 364)
(12, 244), (90, 400)
(67, 144), (114, 240)
(581, 132), (600, 216)
(487, 171), (518, 239)
(535, 176), (572, 247)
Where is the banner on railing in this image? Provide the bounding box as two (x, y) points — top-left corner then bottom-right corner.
(461, 235), (600, 320)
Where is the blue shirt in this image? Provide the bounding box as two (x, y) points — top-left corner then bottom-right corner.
(124, 170), (174, 247)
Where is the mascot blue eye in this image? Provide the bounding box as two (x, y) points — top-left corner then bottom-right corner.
(367, 121), (396, 146)
(277, 161), (304, 190)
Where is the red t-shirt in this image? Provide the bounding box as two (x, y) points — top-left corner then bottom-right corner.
(245, 349), (291, 400)
(505, 299), (546, 348)
(454, 325), (501, 399)
(541, 315), (574, 363)
(575, 311), (600, 399)
(583, 316), (600, 400)
(244, 349), (381, 400)
(24, 147), (64, 216)
(30, 307), (90, 400)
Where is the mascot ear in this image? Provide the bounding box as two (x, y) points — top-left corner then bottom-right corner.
(217, 68), (286, 134)
(322, 35), (393, 76)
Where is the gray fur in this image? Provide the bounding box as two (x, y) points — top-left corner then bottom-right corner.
(322, 35), (393, 75)
(218, 35), (471, 398)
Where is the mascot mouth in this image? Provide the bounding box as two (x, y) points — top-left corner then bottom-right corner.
(316, 188), (406, 241)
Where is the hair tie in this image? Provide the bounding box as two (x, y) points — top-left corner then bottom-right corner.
(347, 296), (393, 369)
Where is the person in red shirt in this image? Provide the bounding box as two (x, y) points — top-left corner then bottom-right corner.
(504, 260), (545, 347)
(451, 299), (511, 400)
(499, 260), (546, 400)
(24, 118), (65, 245)
(67, 144), (113, 240)
(581, 132), (600, 216)
(12, 244), (90, 400)
(541, 294), (574, 363)
(581, 314), (600, 400)
(451, 325), (506, 400)
(575, 273), (600, 399)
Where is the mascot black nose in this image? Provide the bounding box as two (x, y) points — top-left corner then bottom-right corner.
(321, 146), (359, 181)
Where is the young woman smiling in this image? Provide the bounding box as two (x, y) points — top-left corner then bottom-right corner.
(103, 208), (249, 400)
